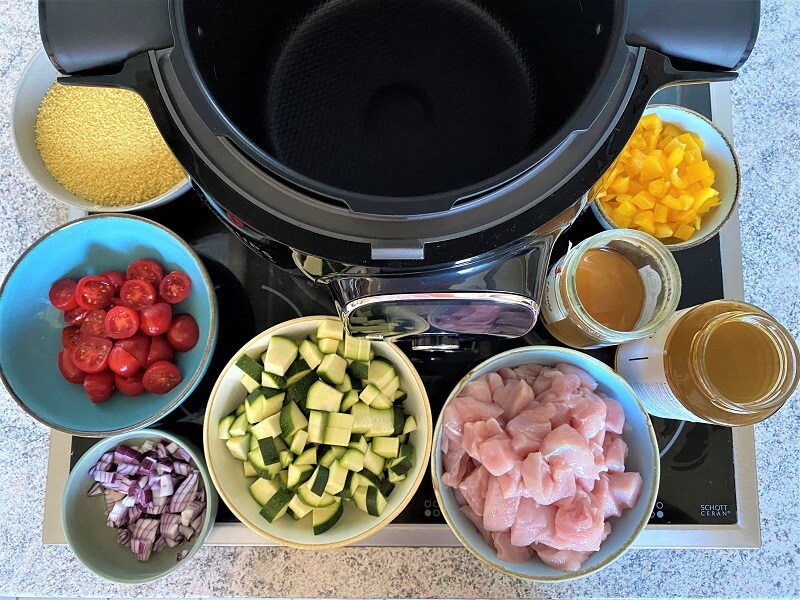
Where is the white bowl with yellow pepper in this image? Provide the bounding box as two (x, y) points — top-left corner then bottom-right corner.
(590, 104), (740, 251)
(12, 50), (190, 212)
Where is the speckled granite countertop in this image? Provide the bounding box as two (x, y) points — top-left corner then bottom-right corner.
(1, 0), (798, 598)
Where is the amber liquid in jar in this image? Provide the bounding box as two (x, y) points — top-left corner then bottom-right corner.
(574, 249), (645, 331)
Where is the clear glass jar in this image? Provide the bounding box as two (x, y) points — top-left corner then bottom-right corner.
(539, 229), (682, 348)
(616, 300), (800, 426)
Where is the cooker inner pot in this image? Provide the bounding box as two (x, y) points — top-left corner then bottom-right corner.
(186, 0), (614, 201)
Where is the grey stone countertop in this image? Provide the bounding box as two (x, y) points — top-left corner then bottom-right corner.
(1, 0), (798, 598)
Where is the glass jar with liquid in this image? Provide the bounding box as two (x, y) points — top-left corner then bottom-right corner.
(539, 229), (682, 348)
(616, 300), (800, 426)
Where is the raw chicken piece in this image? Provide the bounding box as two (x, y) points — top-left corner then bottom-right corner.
(453, 487), (467, 507)
(521, 452), (576, 506)
(458, 465), (491, 516)
(570, 393), (608, 442)
(513, 363), (544, 387)
(460, 376), (493, 404)
(510, 497), (556, 546)
(591, 474), (621, 519)
(498, 367), (520, 382)
(462, 419), (504, 461)
(555, 362), (598, 391)
(479, 435), (518, 476)
(486, 372), (505, 398)
(607, 472), (643, 509)
(588, 428), (607, 458)
(602, 395), (626, 435)
(441, 445), (471, 487)
(497, 462), (523, 499)
(483, 476), (521, 532)
(540, 424), (601, 482)
(506, 406), (554, 456)
(533, 545), (593, 573)
(492, 531), (533, 563)
(493, 379), (536, 421)
(551, 489), (605, 552)
(443, 395), (504, 438)
(531, 368), (560, 394)
(462, 505), (494, 546)
(603, 437), (628, 474)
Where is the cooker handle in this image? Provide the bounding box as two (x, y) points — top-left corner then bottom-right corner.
(39, 0), (173, 75)
(626, 0), (759, 71)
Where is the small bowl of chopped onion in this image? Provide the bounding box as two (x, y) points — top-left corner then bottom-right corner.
(12, 49), (191, 212)
(61, 429), (217, 584)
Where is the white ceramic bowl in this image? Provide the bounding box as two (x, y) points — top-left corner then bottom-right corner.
(432, 346), (659, 582)
(591, 104), (740, 251)
(11, 49), (190, 212)
(203, 316), (432, 549)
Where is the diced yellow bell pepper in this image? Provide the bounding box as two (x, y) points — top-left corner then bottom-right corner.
(640, 113), (662, 131)
(643, 130), (659, 151)
(648, 178), (670, 198)
(670, 168), (690, 190)
(701, 174), (716, 187)
(654, 224), (675, 239)
(640, 154), (665, 181)
(661, 194), (682, 210)
(653, 203), (669, 223)
(684, 148), (703, 166)
(667, 147), (685, 169)
(674, 223), (696, 241)
(610, 210), (633, 229)
(677, 133), (698, 150)
(661, 123), (682, 140)
(617, 200), (638, 218)
(610, 176), (630, 194)
(686, 160), (713, 184)
(663, 138), (686, 155)
(631, 191), (656, 210)
(691, 133), (704, 149)
(679, 194), (695, 210)
(629, 149), (647, 175)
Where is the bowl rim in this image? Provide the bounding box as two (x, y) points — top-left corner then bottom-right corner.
(202, 315), (433, 549)
(430, 345), (660, 582)
(592, 103), (741, 252)
(11, 48), (191, 212)
(61, 427), (218, 584)
(0, 213), (218, 437)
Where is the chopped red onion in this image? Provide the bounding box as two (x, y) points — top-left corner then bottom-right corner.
(173, 447), (192, 463)
(141, 455), (158, 472)
(122, 495), (137, 508)
(116, 463), (139, 476)
(181, 500), (203, 526)
(153, 495), (169, 506)
(160, 513), (181, 540)
(169, 472), (198, 513)
(153, 536), (167, 552)
(155, 461), (173, 474)
(128, 505), (142, 523)
(87, 482), (104, 497)
(118, 529), (131, 545)
(172, 461), (190, 476)
(165, 441), (179, 454)
(127, 482), (140, 497)
(114, 445), (143, 465)
(132, 538), (153, 562)
(190, 512), (205, 533)
(139, 440), (155, 452)
(178, 524), (195, 541)
(93, 470), (115, 484)
(154, 443), (169, 458)
(108, 501), (128, 528)
(156, 474), (174, 498)
(177, 550), (189, 561)
(165, 535), (183, 548)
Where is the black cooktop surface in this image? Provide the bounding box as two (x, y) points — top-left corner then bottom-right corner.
(70, 84), (737, 529)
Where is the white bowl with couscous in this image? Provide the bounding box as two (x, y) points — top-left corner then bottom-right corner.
(12, 49), (191, 212)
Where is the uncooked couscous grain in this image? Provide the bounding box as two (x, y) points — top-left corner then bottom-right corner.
(34, 83), (186, 207)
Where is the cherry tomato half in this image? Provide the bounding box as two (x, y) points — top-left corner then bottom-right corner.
(61, 326), (82, 349)
(167, 314), (199, 352)
(116, 335), (151, 368)
(126, 259), (164, 288)
(119, 279), (156, 310)
(108, 344), (142, 377)
(49, 278), (78, 311)
(139, 303), (172, 336)
(100, 270), (125, 295)
(115, 372), (146, 397)
(145, 335), (174, 367)
(79, 309), (108, 339)
(71, 337), (112, 373)
(58, 349), (85, 384)
(142, 360), (182, 394)
(105, 305), (140, 339)
(84, 370), (115, 403)
(75, 276), (114, 311)
(63, 307), (90, 325)
(158, 271), (192, 304)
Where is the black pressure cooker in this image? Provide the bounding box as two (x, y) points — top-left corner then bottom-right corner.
(39, 0), (759, 346)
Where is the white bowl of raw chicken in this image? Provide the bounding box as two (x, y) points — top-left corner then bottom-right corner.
(432, 346), (659, 582)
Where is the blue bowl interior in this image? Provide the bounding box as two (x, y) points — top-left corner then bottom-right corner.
(61, 429), (218, 584)
(433, 347), (659, 581)
(0, 216), (217, 435)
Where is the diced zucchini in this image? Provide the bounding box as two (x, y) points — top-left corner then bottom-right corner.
(348, 434), (369, 454)
(260, 487), (293, 522)
(338, 471), (355, 499)
(388, 444), (414, 476)
(218, 415), (235, 440)
(279, 450), (293, 468)
(371, 436), (400, 459)
(288, 494), (313, 520)
(341, 389), (360, 412)
(378, 478), (395, 499)
(251, 412), (282, 439)
(339, 448), (365, 472)
(322, 427), (351, 447)
(307, 410), (328, 445)
(381, 375), (401, 398)
(243, 460), (258, 478)
(348, 361), (369, 381)
(368, 359), (395, 390)
(392, 406), (406, 436)
(351, 402), (371, 434)
(317, 320), (344, 341)
(337, 340), (346, 357)
(226, 434), (250, 461)
(289, 429), (309, 455)
(318, 338), (340, 354)
(284, 357), (311, 384)
(296, 482), (328, 507)
(288, 463), (314, 489)
(294, 446), (317, 466)
(369, 391), (394, 410)
(235, 403), (246, 416)
(261, 371), (286, 389)
(228, 412), (249, 437)
(258, 436), (281, 465)
(387, 469), (407, 484)
(324, 460), (349, 495)
(355, 470), (381, 488)
(280, 401), (309, 438)
(359, 384), (382, 406)
(286, 371), (318, 409)
(317, 353), (348, 386)
(312, 501), (343, 535)
(262, 336), (298, 376)
(277, 469), (289, 488)
(309, 465), (330, 497)
(309, 333), (319, 344)
(353, 486), (387, 517)
(366, 407), (395, 438)
(250, 477), (281, 505)
(327, 412), (355, 431)
(363, 445), (386, 475)
(299, 339), (324, 370)
(393, 389), (407, 403)
(319, 446), (346, 467)
(236, 354), (262, 383)
(248, 448), (268, 473)
(336, 372), (352, 393)
(245, 388), (284, 423)
(249, 432), (260, 451)
(343, 336), (371, 361)
(402, 415), (417, 435)
(306, 380), (343, 412)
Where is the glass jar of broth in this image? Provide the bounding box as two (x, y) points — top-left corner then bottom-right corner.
(539, 229), (682, 348)
(616, 300), (800, 426)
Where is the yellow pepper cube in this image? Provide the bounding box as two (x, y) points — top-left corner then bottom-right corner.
(662, 138), (686, 155)
(677, 133), (698, 150)
(691, 133), (705, 149)
(674, 209), (697, 224)
(666, 147), (685, 169)
(629, 149), (647, 175)
(617, 200), (638, 218)
(643, 130), (659, 151)
(661, 123), (682, 140)
(686, 160), (713, 184)
(674, 223), (696, 241)
(701, 174), (716, 187)
(653, 203), (669, 223)
(640, 113), (662, 131)
(654, 224), (675, 239)
(670, 168), (690, 190)
(662, 194), (682, 210)
(610, 176), (630, 194)
(679, 194), (695, 210)
(693, 216), (702, 230)
(632, 191), (656, 210)
(640, 154), (665, 181)
(648, 179), (670, 198)
(633, 209), (656, 228)
(610, 210), (633, 229)
(684, 148), (703, 166)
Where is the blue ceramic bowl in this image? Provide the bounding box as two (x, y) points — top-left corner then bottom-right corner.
(431, 346), (659, 582)
(62, 429), (218, 584)
(0, 214), (218, 436)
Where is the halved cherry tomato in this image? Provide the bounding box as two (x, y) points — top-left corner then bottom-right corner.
(108, 344), (142, 377)
(63, 307), (90, 325)
(105, 305), (140, 339)
(119, 279), (156, 310)
(145, 334), (174, 367)
(167, 314), (199, 352)
(139, 303), (172, 336)
(101, 270), (125, 295)
(79, 309), (108, 339)
(75, 276), (114, 311)
(126, 259), (164, 288)
(71, 337), (112, 373)
(117, 335), (151, 368)
(115, 372), (146, 397)
(142, 360), (181, 394)
(158, 271), (192, 304)
(84, 370), (115, 403)
(49, 278), (78, 311)
(58, 349), (85, 384)
(61, 326), (82, 349)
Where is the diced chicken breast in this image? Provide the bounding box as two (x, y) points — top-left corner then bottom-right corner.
(441, 445), (471, 488)
(461, 505), (494, 547)
(506, 406), (554, 456)
(607, 472), (643, 509)
(592, 474), (621, 519)
(602, 395), (626, 435)
(510, 497), (556, 546)
(533, 545), (593, 573)
(498, 367), (520, 383)
(551, 489), (605, 552)
(555, 362), (598, 391)
(462, 418), (504, 461)
(540, 424), (601, 482)
(570, 393), (608, 442)
(458, 465), (490, 516)
(483, 476), (521, 532)
(497, 462), (523, 499)
(492, 531), (533, 563)
(493, 379), (536, 422)
(461, 376), (493, 404)
(604, 437), (629, 474)
(513, 363), (544, 387)
(521, 452), (576, 506)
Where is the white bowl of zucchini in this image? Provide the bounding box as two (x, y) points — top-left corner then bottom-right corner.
(203, 316), (432, 549)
